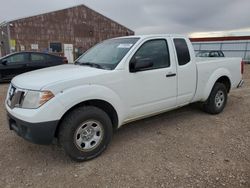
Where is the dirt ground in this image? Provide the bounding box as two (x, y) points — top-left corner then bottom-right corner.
(0, 65), (249, 188)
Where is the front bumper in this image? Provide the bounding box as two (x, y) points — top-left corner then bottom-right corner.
(7, 112), (59, 145)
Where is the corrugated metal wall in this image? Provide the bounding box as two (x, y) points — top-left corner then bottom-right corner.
(192, 40), (250, 62)
(1, 5), (134, 59)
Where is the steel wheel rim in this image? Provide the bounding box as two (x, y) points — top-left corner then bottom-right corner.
(215, 90), (225, 108)
(74, 120), (104, 152)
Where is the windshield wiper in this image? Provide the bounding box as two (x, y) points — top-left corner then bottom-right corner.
(76, 61), (104, 69)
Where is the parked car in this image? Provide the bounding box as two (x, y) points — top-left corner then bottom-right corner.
(0, 51), (68, 82)
(5, 35), (244, 161)
(196, 50), (225, 57)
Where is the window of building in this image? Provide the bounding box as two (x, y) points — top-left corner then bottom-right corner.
(50, 43), (62, 52)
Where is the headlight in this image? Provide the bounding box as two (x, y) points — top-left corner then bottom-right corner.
(20, 90), (54, 109)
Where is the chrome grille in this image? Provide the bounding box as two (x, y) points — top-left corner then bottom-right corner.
(7, 85), (25, 109)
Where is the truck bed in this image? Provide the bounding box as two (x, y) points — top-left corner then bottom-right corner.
(193, 57), (242, 101)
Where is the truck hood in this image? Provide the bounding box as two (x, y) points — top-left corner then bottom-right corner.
(12, 64), (109, 90)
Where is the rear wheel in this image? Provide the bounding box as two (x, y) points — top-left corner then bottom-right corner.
(203, 83), (228, 114)
(59, 106), (113, 162)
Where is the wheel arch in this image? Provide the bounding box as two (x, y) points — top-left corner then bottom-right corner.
(202, 68), (232, 101)
(215, 76), (231, 93)
(55, 99), (119, 137)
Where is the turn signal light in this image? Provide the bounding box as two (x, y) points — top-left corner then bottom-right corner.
(39, 91), (55, 105)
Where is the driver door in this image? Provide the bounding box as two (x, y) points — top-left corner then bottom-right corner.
(125, 39), (177, 119)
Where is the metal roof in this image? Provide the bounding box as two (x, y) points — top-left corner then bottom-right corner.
(0, 4), (133, 32)
(190, 36), (250, 42)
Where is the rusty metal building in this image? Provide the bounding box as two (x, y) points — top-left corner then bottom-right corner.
(0, 4), (134, 62)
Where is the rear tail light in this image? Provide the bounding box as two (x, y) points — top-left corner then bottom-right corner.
(241, 61), (244, 74)
(63, 57), (68, 64)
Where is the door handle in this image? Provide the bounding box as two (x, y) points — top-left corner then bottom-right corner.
(166, 73), (176, 77)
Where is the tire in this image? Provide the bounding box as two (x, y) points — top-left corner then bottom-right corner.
(203, 83), (228, 114)
(59, 106), (113, 162)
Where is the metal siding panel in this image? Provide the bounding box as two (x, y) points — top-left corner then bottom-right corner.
(223, 51), (245, 58)
(192, 40), (250, 62)
(192, 44), (200, 51)
(245, 51), (250, 62)
(247, 42), (250, 50)
(200, 43), (220, 50)
(221, 42), (247, 51)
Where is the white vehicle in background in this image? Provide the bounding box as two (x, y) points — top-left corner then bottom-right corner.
(196, 50), (225, 57)
(5, 34), (244, 161)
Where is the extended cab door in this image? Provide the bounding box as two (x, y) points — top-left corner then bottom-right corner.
(125, 38), (177, 119)
(173, 38), (197, 105)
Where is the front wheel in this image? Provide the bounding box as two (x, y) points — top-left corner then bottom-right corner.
(59, 106), (113, 162)
(203, 83), (228, 114)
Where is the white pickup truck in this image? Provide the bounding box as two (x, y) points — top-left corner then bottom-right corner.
(5, 35), (244, 161)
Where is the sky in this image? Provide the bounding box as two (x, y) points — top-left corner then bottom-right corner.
(0, 0), (250, 37)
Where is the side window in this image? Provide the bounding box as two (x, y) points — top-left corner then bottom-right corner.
(131, 39), (170, 70)
(6, 54), (28, 63)
(31, 54), (46, 62)
(46, 54), (60, 62)
(45, 54), (54, 61)
(174, 38), (191, 66)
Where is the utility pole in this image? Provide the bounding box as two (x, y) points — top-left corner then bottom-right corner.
(0, 21), (11, 55)
(7, 22), (11, 54)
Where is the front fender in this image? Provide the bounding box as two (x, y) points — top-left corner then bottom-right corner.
(56, 84), (125, 126)
(202, 68), (232, 101)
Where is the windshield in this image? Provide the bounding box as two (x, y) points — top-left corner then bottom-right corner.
(75, 38), (139, 70)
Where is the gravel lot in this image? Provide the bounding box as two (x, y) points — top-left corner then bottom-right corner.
(0, 65), (249, 188)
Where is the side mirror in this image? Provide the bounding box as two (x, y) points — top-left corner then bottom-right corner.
(1, 59), (7, 65)
(130, 58), (154, 72)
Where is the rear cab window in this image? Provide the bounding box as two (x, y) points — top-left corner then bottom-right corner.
(174, 38), (191, 66)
